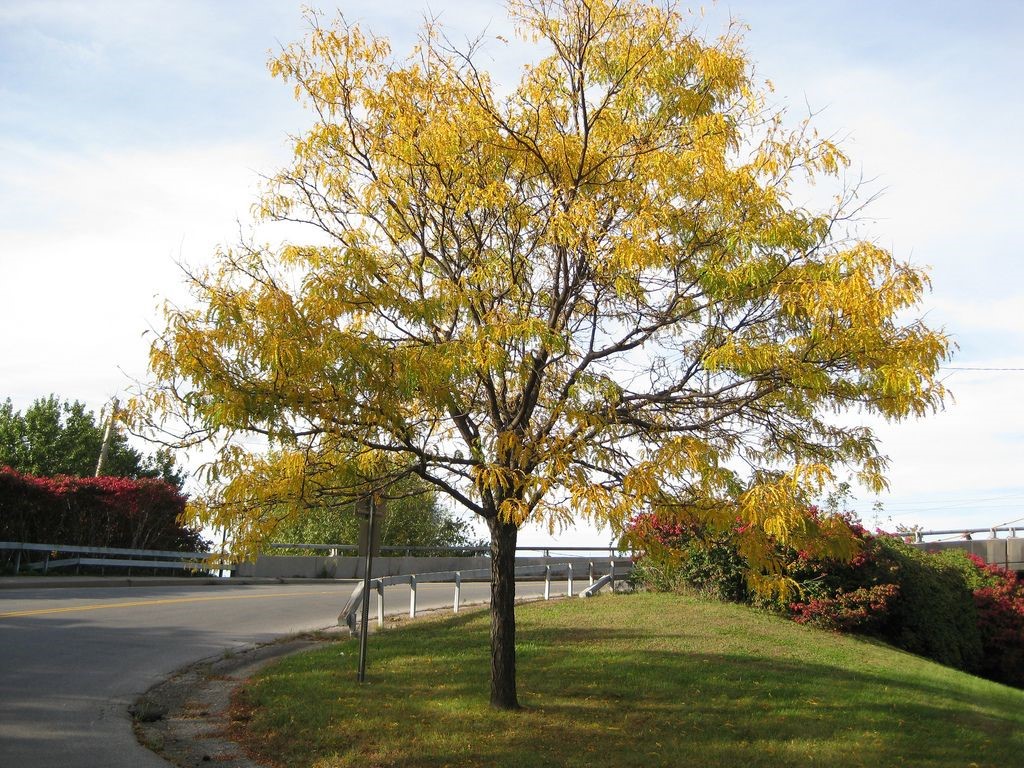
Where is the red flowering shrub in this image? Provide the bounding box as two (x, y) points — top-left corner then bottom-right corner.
(965, 557), (1024, 687)
(0, 466), (206, 558)
(790, 583), (900, 631)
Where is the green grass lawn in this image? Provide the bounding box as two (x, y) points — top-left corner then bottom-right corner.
(231, 593), (1024, 767)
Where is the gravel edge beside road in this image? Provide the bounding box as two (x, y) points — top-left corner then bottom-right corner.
(129, 603), (492, 768)
(131, 631), (344, 768)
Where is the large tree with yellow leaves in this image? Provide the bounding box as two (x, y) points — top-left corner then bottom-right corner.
(136, 0), (949, 709)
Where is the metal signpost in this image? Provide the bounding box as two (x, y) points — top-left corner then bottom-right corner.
(356, 495), (376, 683)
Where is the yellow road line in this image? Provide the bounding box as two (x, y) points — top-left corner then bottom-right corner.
(0, 589), (341, 619)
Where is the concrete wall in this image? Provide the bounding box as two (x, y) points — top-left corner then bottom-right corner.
(233, 555), (629, 580)
(1011, 539), (1024, 571)
(234, 555), (489, 579)
(915, 539), (1024, 572)
(237, 543), (1022, 579)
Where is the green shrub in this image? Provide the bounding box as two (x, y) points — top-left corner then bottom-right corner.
(872, 537), (983, 672)
(627, 515), (749, 602)
(628, 513), (991, 678)
(793, 536), (986, 673)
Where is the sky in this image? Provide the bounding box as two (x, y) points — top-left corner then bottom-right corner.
(1, 1), (1022, 546)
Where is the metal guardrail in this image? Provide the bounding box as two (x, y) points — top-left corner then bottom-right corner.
(339, 559), (634, 631)
(910, 527), (1019, 542)
(1, 539), (631, 578)
(579, 561), (625, 597)
(272, 543), (631, 557)
(0, 541), (233, 576)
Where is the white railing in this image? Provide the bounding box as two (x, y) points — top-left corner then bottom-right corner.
(340, 559), (633, 631)
(579, 560), (624, 597)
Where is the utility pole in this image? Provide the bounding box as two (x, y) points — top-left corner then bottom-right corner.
(95, 397), (119, 477)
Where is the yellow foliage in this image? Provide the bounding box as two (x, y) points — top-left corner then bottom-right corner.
(133, 1), (950, 568)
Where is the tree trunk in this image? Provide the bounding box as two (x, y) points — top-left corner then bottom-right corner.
(488, 516), (520, 710)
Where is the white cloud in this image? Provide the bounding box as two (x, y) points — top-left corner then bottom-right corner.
(0, 139), (286, 414)
(848, 364), (1024, 530)
(930, 296), (1024, 338)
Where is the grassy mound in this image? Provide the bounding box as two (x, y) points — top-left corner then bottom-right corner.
(233, 593), (1023, 767)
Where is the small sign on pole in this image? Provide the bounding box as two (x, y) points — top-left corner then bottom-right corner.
(356, 496), (383, 560)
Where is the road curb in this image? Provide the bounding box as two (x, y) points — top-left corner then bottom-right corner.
(132, 633), (341, 767)
(130, 590), (605, 766)
(131, 603), (501, 766)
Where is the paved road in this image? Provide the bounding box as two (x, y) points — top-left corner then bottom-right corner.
(0, 581), (363, 767)
(0, 577), (567, 767)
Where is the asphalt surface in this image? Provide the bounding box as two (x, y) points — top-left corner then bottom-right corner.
(0, 577), (563, 767)
(0, 581), (362, 767)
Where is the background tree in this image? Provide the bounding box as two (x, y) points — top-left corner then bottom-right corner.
(0, 395), (185, 487)
(185, 446), (483, 553)
(270, 493), (480, 553)
(135, 0), (950, 709)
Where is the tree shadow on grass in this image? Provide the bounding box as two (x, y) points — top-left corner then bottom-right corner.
(244, 618), (1024, 768)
